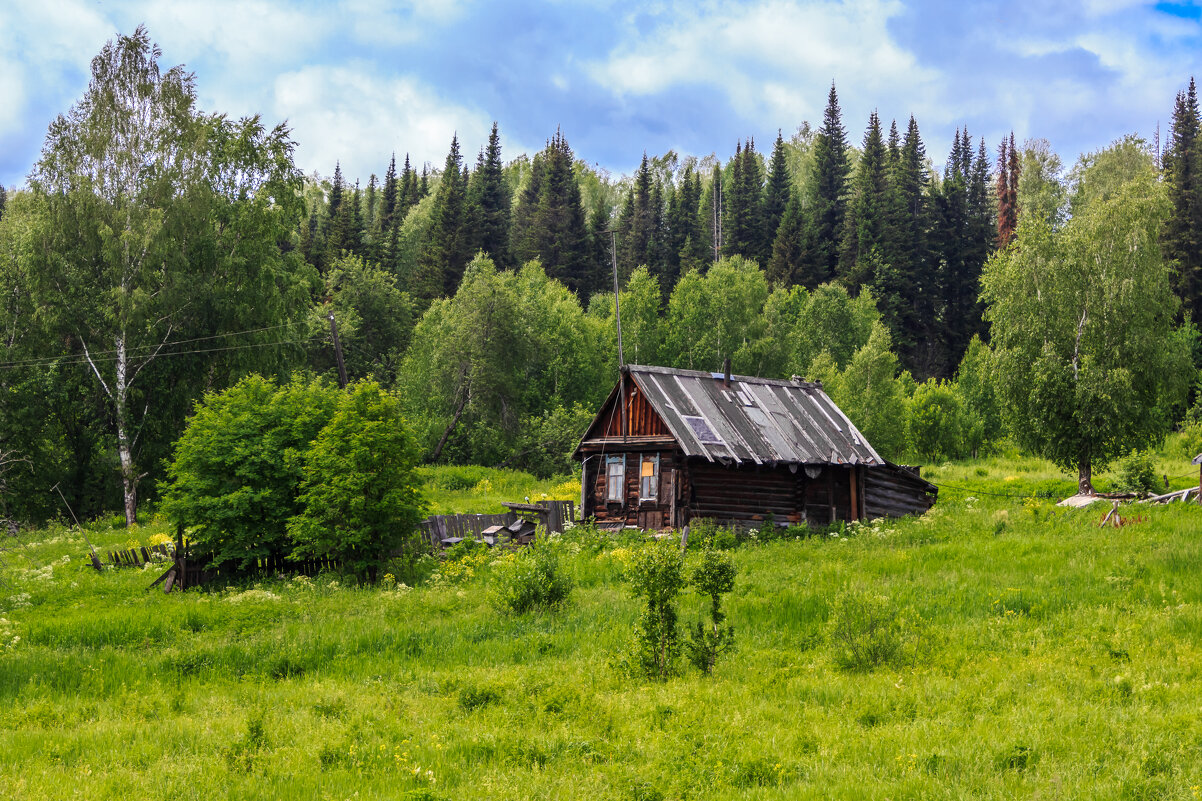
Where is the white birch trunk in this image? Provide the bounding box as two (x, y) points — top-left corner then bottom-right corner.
(113, 334), (138, 526)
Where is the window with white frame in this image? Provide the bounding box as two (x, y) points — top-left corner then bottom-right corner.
(606, 455), (625, 502)
(640, 454), (659, 501)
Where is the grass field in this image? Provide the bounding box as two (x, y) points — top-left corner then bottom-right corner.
(3, 452), (1202, 800)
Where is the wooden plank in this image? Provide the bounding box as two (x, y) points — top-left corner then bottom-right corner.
(849, 468), (859, 522)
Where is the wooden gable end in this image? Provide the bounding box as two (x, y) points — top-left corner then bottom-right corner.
(582, 372), (673, 440)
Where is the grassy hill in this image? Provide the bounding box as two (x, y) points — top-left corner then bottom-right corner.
(2, 454), (1202, 800)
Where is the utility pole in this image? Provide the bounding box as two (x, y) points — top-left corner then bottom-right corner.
(713, 172), (723, 263)
(328, 312), (348, 389)
(609, 230), (627, 440)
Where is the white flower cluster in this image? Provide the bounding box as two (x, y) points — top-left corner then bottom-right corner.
(223, 588), (280, 603)
(0, 617), (17, 652)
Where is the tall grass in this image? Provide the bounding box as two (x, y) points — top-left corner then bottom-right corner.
(2, 454), (1202, 799)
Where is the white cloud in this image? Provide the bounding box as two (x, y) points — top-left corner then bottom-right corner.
(0, 1), (112, 137)
(589, 0), (942, 131)
(342, 0), (466, 44)
(272, 64), (495, 181)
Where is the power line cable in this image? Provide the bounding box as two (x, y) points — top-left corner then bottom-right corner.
(0, 335), (321, 371)
(927, 472), (1200, 501)
(0, 321), (310, 369)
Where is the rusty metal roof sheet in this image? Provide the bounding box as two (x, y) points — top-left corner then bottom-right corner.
(628, 365), (884, 467)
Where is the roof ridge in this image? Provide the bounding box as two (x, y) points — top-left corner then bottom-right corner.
(626, 363), (822, 389)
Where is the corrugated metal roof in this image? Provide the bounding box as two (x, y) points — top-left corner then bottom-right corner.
(628, 365), (884, 467)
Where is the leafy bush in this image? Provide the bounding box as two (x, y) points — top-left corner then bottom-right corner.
(288, 381), (428, 582)
(687, 518), (737, 550)
(161, 376), (341, 571)
(908, 379), (973, 460)
(829, 589), (908, 672)
(457, 684), (500, 711)
(685, 546), (737, 674)
(626, 540), (686, 679)
(1177, 421), (1202, 460)
(491, 535), (574, 614)
(1111, 449), (1159, 495)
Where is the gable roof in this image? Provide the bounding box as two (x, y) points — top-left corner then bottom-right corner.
(590, 364), (884, 467)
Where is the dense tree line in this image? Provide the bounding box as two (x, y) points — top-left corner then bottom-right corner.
(297, 87), (1003, 379)
(0, 27), (1199, 525)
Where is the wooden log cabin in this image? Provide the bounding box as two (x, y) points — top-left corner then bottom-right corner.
(574, 365), (936, 529)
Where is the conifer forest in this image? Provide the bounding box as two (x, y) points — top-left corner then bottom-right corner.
(0, 28), (1200, 525)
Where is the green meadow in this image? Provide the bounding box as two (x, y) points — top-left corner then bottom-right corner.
(3, 453), (1202, 800)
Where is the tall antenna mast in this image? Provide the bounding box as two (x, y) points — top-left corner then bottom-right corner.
(609, 230), (628, 440)
(712, 172), (722, 262)
(1155, 121), (1161, 170)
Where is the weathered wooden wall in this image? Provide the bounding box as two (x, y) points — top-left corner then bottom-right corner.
(598, 376), (670, 437)
(688, 462), (809, 525)
(862, 464), (937, 518)
(588, 449), (680, 529)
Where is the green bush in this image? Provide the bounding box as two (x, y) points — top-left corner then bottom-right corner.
(626, 540), (686, 679)
(685, 546), (737, 674)
(491, 535), (574, 614)
(1177, 421), (1202, 461)
(908, 379), (972, 460)
(160, 376), (341, 571)
(1111, 449), (1159, 495)
(829, 589), (907, 673)
(288, 381), (428, 582)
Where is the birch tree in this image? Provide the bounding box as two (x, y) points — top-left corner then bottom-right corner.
(28, 27), (310, 525)
(982, 137), (1192, 494)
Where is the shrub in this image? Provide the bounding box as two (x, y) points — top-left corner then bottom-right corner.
(908, 379), (972, 460)
(829, 589), (907, 672)
(626, 540), (686, 679)
(1179, 421), (1202, 460)
(288, 381), (428, 582)
(161, 376), (342, 571)
(491, 534), (574, 614)
(457, 684), (500, 711)
(685, 546), (737, 674)
(688, 518), (737, 550)
(1111, 449), (1159, 495)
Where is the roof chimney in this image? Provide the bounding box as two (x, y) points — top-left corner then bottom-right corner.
(723, 357), (731, 388)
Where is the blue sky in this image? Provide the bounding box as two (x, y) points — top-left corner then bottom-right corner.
(2, 0), (1201, 188)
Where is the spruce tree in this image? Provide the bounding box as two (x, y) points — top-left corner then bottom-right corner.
(423, 134), (473, 296)
(799, 84), (850, 285)
(619, 153), (657, 272)
(323, 163), (348, 269)
(933, 129), (972, 375)
(722, 140), (764, 261)
(365, 174), (377, 233)
(762, 132), (791, 267)
(397, 154), (418, 218)
(534, 130), (591, 293)
(670, 165), (705, 277)
(768, 193), (806, 286)
(382, 154), (398, 231)
(838, 111), (888, 291)
(349, 179), (364, 255)
(510, 151), (544, 265)
(1164, 77), (1202, 320)
(467, 122), (512, 267)
(877, 116), (931, 373)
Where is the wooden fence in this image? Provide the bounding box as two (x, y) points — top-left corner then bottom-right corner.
(418, 500), (577, 548)
(419, 512), (517, 548)
(108, 543), (174, 567)
(127, 499), (581, 592)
